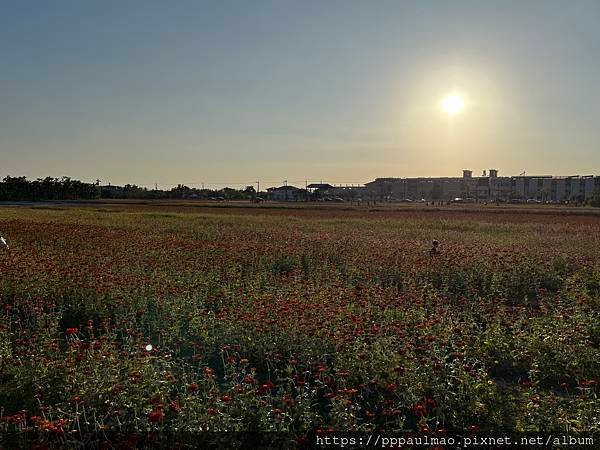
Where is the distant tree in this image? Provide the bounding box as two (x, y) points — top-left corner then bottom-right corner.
(0, 175), (98, 201)
(221, 187), (240, 200)
(590, 191), (600, 208)
(0, 176), (30, 200)
(169, 184), (193, 199)
(243, 185), (256, 199)
(0, 176), (259, 202)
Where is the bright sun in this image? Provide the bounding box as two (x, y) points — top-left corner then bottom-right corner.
(441, 94), (465, 115)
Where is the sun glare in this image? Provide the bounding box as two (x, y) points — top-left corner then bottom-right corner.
(441, 94), (465, 115)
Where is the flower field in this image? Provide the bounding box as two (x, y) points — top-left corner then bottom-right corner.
(0, 205), (599, 447)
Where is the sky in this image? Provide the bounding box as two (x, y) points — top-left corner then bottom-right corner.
(1, 0), (599, 189)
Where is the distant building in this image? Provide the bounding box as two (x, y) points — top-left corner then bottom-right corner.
(99, 184), (125, 198)
(266, 185), (306, 201)
(307, 183), (366, 201)
(307, 183), (334, 190)
(266, 171), (600, 203)
(365, 170), (600, 203)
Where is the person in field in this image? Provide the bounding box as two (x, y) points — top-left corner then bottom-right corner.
(429, 239), (439, 256)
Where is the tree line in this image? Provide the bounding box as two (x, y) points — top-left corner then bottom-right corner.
(0, 176), (98, 201)
(0, 176), (260, 201)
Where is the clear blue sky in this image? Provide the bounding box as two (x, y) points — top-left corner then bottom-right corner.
(1, 1), (599, 188)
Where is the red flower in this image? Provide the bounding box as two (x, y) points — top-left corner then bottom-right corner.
(386, 383), (397, 393)
(148, 409), (164, 423)
(243, 374), (256, 384)
(188, 383), (199, 392)
(29, 416), (43, 425)
(413, 403), (426, 416)
(257, 383), (272, 395)
(521, 379), (533, 388)
(66, 327), (78, 335)
(169, 401), (181, 414)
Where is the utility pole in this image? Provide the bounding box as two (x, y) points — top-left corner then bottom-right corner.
(201, 182), (204, 190)
(284, 180), (287, 201)
(305, 179), (308, 201)
(256, 180), (260, 201)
